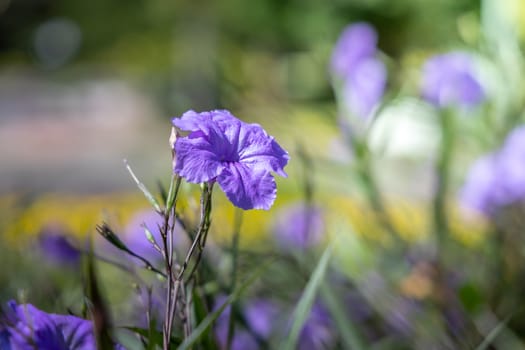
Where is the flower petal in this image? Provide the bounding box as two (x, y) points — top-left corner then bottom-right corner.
(343, 57), (386, 119)
(421, 52), (484, 107)
(218, 163), (277, 210)
(330, 22), (379, 79)
(174, 135), (224, 183)
(51, 314), (94, 350)
(172, 110), (212, 134)
(237, 124), (289, 177)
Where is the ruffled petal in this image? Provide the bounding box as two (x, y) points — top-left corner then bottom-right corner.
(237, 124), (289, 177)
(51, 314), (95, 350)
(172, 110), (220, 136)
(218, 163), (277, 210)
(4, 302), (68, 350)
(173, 109), (289, 209)
(209, 110), (243, 161)
(174, 135), (224, 183)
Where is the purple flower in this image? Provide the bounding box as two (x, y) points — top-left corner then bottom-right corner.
(273, 203), (324, 250)
(330, 23), (379, 79)
(226, 331), (258, 350)
(460, 125), (525, 215)
(1, 301), (96, 350)
(341, 58), (387, 120)
(38, 228), (81, 266)
(421, 52), (485, 108)
(460, 154), (500, 215)
(330, 23), (387, 119)
(243, 299), (279, 339)
(0, 329), (10, 349)
(172, 110), (289, 210)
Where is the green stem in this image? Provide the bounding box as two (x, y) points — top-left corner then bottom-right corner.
(165, 182), (214, 349)
(433, 109), (455, 251)
(352, 137), (400, 240)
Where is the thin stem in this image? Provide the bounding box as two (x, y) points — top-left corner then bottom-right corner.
(162, 175), (182, 350)
(297, 143), (314, 204)
(181, 279), (194, 338)
(79, 250), (133, 276)
(177, 183), (214, 281)
(348, 135), (400, 240)
(433, 109), (455, 252)
(166, 181), (214, 347)
(95, 224), (166, 278)
(167, 278), (180, 344)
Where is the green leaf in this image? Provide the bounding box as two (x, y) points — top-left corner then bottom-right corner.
(192, 289), (219, 350)
(165, 175), (182, 212)
(282, 245), (332, 350)
(124, 159), (162, 213)
(83, 240), (114, 350)
(458, 283), (483, 313)
(143, 225), (158, 246)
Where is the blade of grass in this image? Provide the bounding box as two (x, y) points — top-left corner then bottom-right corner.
(475, 313), (514, 350)
(83, 239), (114, 350)
(320, 284), (365, 350)
(191, 289), (218, 350)
(124, 159), (162, 213)
(282, 245), (332, 350)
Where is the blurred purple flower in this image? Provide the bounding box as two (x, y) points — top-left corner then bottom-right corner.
(342, 58), (387, 120)
(38, 228), (81, 265)
(1, 301), (96, 350)
(330, 23), (387, 119)
(421, 52), (484, 108)
(298, 303), (335, 350)
(273, 203), (324, 250)
(330, 23), (378, 78)
(227, 331), (259, 350)
(460, 154), (500, 215)
(244, 299), (279, 339)
(460, 125), (525, 215)
(172, 110), (289, 210)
